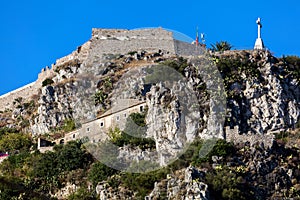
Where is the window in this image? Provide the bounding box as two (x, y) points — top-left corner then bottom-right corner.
(116, 116), (120, 121)
(140, 106), (144, 112)
(87, 127), (90, 132)
(100, 122), (104, 127)
(73, 134), (75, 139)
(124, 113), (127, 118)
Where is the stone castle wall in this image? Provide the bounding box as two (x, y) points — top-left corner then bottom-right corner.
(174, 40), (203, 56)
(0, 67), (55, 111)
(87, 28), (201, 59)
(0, 28), (196, 111)
(86, 28), (177, 65)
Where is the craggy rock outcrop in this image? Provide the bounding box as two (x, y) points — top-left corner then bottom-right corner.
(227, 51), (299, 133)
(96, 181), (135, 200)
(146, 82), (200, 166)
(147, 166), (209, 200)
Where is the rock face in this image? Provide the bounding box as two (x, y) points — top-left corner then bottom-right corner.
(241, 62), (298, 134)
(147, 166), (209, 200)
(217, 51), (299, 146)
(146, 81), (200, 166)
(96, 182), (134, 200)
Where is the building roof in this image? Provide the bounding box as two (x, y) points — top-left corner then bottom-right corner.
(99, 99), (146, 119)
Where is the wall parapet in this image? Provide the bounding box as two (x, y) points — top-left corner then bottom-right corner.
(0, 28), (197, 111)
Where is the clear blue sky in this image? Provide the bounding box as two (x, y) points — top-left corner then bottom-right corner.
(0, 0), (299, 96)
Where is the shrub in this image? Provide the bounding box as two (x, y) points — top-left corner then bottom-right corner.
(109, 113), (156, 150)
(31, 141), (92, 181)
(121, 167), (169, 198)
(63, 118), (76, 132)
(94, 90), (107, 106)
(191, 139), (235, 165)
(206, 167), (248, 200)
(280, 55), (300, 80)
(161, 57), (188, 75)
(88, 161), (117, 186)
(68, 187), (96, 200)
(42, 78), (54, 87)
(128, 51), (137, 56)
(0, 132), (32, 153)
(0, 127), (18, 139)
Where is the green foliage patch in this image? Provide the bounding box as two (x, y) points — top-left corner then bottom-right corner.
(42, 78), (54, 87)
(108, 113), (156, 150)
(0, 132), (32, 153)
(279, 55), (300, 80)
(210, 41), (233, 52)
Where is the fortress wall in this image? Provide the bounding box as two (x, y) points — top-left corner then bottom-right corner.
(89, 28), (176, 56)
(91, 38), (175, 55)
(54, 40), (91, 68)
(0, 82), (38, 110)
(174, 40), (200, 56)
(92, 28), (174, 40)
(0, 28), (194, 111)
(0, 67), (55, 111)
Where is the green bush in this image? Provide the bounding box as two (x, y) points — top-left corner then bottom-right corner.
(190, 139), (235, 165)
(213, 54), (263, 97)
(42, 78), (54, 87)
(161, 57), (188, 75)
(128, 51), (137, 56)
(30, 141), (92, 184)
(0, 132), (32, 153)
(206, 167), (248, 200)
(280, 55), (300, 80)
(94, 90), (107, 106)
(88, 161), (117, 186)
(109, 113), (156, 150)
(0, 127), (18, 139)
(1, 152), (30, 171)
(63, 118), (76, 132)
(121, 167), (169, 198)
(68, 187), (96, 200)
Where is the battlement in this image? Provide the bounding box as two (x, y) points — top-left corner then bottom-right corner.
(91, 28), (173, 41)
(0, 27), (199, 111)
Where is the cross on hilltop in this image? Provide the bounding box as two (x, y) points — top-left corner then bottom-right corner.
(254, 17), (265, 50)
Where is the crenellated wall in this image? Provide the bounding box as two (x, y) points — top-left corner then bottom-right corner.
(0, 28), (197, 111)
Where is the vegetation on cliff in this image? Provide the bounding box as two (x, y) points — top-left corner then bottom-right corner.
(0, 49), (299, 199)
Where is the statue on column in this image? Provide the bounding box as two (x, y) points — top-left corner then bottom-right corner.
(254, 17), (265, 50)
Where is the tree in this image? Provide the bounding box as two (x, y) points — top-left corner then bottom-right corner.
(56, 141), (88, 172)
(211, 41), (233, 52)
(88, 161), (117, 186)
(0, 133), (32, 153)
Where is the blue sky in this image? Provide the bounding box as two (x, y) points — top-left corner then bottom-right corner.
(0, 0), (299, 96)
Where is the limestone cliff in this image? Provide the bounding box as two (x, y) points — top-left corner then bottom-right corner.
(0, 28), (299, 200)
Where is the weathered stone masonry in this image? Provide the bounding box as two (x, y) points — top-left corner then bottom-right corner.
(0, 28), (198, 111)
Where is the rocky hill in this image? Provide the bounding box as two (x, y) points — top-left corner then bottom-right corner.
(0, 28), (299, 199)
